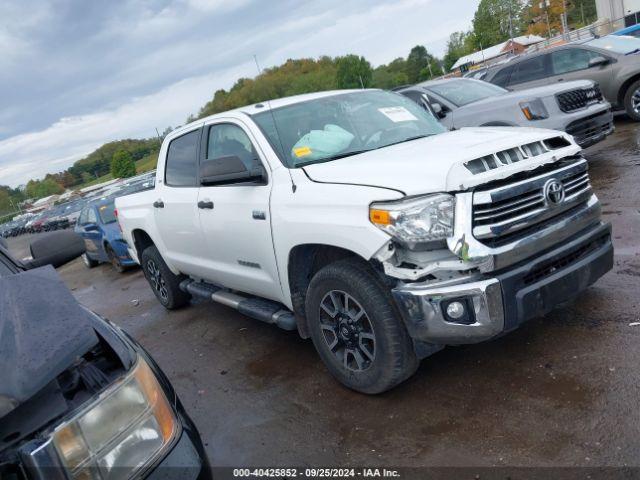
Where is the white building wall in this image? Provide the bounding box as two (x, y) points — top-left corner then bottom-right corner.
(596, 0), (625, 20)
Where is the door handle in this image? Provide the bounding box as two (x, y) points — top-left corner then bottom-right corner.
(557, 78), (564, 82)
(153, 200), (164, 208)
(197, 200), (214, 209)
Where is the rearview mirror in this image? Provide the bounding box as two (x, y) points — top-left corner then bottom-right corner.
(588, 56), (609, 68)
(200, 155), (266, 186)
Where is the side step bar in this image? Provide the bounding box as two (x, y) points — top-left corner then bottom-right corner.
(179, 279), (297, 331)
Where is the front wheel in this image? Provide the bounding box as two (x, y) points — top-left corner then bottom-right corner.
(82, 253), (99, 269)
(106, 245), (126, 273)
(141, 245), (190, 309)
(624, 79), (640, 121)
(305, 258), (418, 394)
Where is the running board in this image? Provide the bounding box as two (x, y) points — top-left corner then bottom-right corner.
(179, 279), (297, 331)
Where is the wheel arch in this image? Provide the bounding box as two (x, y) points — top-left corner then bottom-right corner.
(131, 229), (155, 262)
(618, 73), (640, 108)
(287, 243), (386, 338)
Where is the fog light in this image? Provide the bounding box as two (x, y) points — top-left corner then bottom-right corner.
(446, 301), (465, 319)
(441, 298), (476, 325)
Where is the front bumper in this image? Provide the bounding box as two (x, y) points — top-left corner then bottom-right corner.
(393, 222), (613, 346)
(565, 109), (614, 148)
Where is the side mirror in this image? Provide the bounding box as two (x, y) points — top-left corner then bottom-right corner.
(431, 102), (446, 119)
(588, 56), (609, 68)
(200, 155), (266, 186)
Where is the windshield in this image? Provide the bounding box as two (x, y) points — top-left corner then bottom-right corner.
(98, 202), (117, 224)
(252, 90), (446, 167)
(587, 36), (640, 54)
(427, 80), (508, 106)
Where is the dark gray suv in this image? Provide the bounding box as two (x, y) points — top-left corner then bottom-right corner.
(484, 36), (640, 121)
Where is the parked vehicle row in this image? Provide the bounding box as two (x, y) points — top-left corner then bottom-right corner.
(116, 88), (613, 394)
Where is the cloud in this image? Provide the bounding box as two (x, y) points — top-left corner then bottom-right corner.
(0, 0), (478, 187)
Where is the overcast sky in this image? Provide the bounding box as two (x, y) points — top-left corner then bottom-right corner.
(0, 0), (479, 187)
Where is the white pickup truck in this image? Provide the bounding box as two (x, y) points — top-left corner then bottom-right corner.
(116, 89), (613, 394)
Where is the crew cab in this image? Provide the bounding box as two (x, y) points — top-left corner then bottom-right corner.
(116, 89), (613, 394)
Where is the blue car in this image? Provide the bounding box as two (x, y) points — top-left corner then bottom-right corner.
(75, 198), (137, 272)
(613, 24), (640, 38)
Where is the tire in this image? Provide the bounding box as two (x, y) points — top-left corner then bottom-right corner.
(106, 245), (126, 273)
(305, 258), (418, 394)
(141, 245), (190, 310)
(623, 79), (640, 121)
(82, 252), (99, 269)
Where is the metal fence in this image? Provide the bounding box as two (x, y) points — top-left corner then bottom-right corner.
(526, 16), (629, 54)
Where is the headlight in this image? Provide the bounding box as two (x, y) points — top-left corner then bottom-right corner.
(370, 194), (454, 247)
(52, 356), (177, 480)
(519, 99), (549, 121)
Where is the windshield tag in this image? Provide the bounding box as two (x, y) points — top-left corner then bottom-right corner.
(378, 106), (417, 123)
(293, 146), (312, 158)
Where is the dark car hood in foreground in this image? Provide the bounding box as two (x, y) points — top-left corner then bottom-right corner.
(0, 267), (99, 418)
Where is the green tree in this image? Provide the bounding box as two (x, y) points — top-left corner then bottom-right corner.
(473, 0), (526, 47)
(25, 178), (63, 199)
(110, 150), (136, 179)
(443, 31), (473, 71)
(335, 54), (373, 89)
(371, 57), (409, 89)
(405, 46), (439, 83)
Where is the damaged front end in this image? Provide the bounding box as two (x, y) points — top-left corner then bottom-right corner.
(373, 156), (613, 353)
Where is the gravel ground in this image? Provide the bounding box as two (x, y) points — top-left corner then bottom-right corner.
(7, 119), (640, 470)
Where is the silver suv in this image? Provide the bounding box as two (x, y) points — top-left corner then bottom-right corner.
(484, 35), (640, 121)
(399, 78), (613, 148)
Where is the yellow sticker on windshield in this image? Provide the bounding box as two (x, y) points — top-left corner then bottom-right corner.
(293, 146), (312, 158)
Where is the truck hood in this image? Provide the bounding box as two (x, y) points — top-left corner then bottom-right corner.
(302, 127), (581, 195)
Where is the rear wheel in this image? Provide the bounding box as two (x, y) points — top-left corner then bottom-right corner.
(305, 258), (418, 394)
(141, 245), (190, 309)
(82, 253), (98, 269)
(623, 79), (640, 121)
(106, 245), (126, 273)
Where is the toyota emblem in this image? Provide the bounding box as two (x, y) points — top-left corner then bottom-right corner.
(544, 179), (565, 206)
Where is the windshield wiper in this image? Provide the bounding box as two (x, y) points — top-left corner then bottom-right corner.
(626, 48), (640, 55)
(380, 134), (433, 148)
(297, 149), (371, 166)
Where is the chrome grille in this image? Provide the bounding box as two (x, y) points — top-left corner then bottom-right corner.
(472, 159), (592, 246)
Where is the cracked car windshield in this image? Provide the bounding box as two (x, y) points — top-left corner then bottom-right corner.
(252, 90), (445, 167)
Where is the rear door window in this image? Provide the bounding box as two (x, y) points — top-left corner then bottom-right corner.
(509, 56), (550, 85)
(87, 208), (98, 224)
(550, 49), (600, 75)
(165, 129), (200, 187)
(489, 65), (514, 87)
